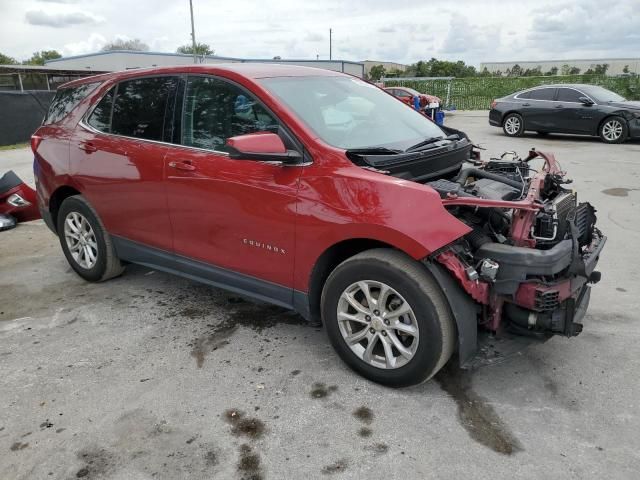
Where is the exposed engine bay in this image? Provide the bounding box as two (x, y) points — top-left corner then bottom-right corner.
(348, 134), (606, 345)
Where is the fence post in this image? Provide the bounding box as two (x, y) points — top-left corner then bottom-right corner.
(445, 79), (452, 108)
(45, 74), (51, 91)
(17, 73), (24, 92)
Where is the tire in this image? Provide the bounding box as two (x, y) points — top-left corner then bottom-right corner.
(599, 116), (627, 143)
(321, 248), (455, 387)
(57, 195), (124, 282)
(502, 113), (524, 137)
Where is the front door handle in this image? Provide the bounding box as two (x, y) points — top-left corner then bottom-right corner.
(168, 161), (196, 171)
(555, 105), (564, 109)
(521, 103), (531, 107)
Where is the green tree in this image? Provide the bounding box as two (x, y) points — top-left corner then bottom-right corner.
(561, 64), (571, 75)
(368, 64), (386, 81)
(23, 50), (61, 65)
(508, 64), (523, 77)
(102, 38), (149, 52)
(0, 52), (18, 64)
(176, 42), (214, 56)
(568, 66), (581, 75)
(523, 66), (542, 76)
(623, 64), (630, 73)
(479, 67), (492, 77)
(545, 66), (558, 76)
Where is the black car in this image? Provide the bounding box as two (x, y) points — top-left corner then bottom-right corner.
(489, 84), (640, 143)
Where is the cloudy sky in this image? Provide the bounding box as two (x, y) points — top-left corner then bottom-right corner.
(1, 0), (639, 65)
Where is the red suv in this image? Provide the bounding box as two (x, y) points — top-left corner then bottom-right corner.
(33, 65), (605, 386)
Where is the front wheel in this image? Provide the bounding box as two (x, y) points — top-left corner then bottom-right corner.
(321, 249), (455, 387)
(503, 113), (524, 137)
(599, 116), (627, 143)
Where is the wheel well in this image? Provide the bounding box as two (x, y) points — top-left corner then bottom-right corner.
(306, 238), (394, 323)
(49, 186), (81, 232)
(597, 115), (627, 135)
(502, 110), (522, 125)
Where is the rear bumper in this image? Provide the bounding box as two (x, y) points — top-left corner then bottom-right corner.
(489, 109), (502, 126)
(627, 117), (640, 139)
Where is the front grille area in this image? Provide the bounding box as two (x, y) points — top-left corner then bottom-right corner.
(535, 289), (560, 311)
(554, 192), (577, 241)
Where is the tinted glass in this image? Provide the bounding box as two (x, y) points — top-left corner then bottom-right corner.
(556, 88), (584, 103)
(111, 76), (178, 141)
(517, 91), (532, 99)
(527, 88), (556, 101)
(87, 87), (115, 132)
(182, 76), (278, 152)
(583, 86), (625, 103)
(260, 76), (445, 150)
(44, 82), (100, 124)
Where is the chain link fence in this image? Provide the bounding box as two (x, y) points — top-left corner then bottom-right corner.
(382, 75), (640, 110)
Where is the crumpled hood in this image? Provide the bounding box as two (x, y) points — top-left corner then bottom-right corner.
(607, 100), (640, 111)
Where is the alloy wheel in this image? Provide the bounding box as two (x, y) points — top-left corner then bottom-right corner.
(602, 120), (623, 141)
(64, 211), (98, 269)
(337, 280), (419, 369)
(504, 116), (521, 135)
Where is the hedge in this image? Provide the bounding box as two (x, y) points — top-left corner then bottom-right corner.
(384, 75), (640, 110)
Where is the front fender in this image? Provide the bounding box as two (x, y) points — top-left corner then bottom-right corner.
(293, 166), (472, 291)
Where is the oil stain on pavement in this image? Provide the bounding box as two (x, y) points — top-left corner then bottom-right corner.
(435, 363), (523, 455)
(601, 187), (637, 197)
(188, 297), (306, 368)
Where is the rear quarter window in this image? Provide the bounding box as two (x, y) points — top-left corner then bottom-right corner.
(44, 82), (100, 125)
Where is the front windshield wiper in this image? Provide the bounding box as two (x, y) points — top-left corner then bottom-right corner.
(405, 134), (459, 153)
(345, 147), (403, 155)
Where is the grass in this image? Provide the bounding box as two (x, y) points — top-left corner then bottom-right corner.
(0, 143), (29, 151)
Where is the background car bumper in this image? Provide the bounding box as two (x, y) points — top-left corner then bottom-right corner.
(488, 109), (502, 126)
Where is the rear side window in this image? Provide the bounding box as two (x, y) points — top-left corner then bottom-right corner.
(87, 87), (115, 132)
(44, 82), (100, 124)
(526, 88), (556, 101)
(181, 76), (278, 152)
(108, 76), (178, 141)
(556, 88), (584, 103)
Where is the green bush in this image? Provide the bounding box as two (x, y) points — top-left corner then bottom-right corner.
(384, 75), (640, 110)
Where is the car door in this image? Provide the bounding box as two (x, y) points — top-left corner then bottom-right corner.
(71, 76), (179, 251)
(554, 87), (596, 133)
(519, 87), (557, 131)
(164, 74), (302, 294)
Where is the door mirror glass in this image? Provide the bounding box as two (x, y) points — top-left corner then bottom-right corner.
(226, 132), (301, 164)
(579, 96), (594, 105)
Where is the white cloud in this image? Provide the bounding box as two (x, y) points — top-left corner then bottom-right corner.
(62, 33), (108, 56)
(25, 10), (102, 28)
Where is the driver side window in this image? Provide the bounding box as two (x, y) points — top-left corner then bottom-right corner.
(182, 76), (278, 152)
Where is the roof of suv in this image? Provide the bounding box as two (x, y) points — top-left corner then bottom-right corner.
(61, 63), (344, 89)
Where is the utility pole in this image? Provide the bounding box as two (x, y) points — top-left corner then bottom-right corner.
(329, 28), (332, 60)
(189, 0), (197, 63)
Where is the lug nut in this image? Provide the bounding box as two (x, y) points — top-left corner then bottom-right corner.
(365, 315), (371, 321)
(381, 331), (387, 336)
(369, 328), (375, 334)
(383, 319), (390, 325)
(373, 310), (380, 316)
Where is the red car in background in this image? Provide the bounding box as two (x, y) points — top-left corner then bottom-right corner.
(384, 86), (441, 111)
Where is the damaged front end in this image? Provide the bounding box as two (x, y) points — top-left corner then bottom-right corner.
(427, 149), (605, 359)
(0, 170), (40, 231)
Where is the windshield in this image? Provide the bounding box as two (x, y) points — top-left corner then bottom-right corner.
(584, 86), (626, 103)
(259, 76), (445, 150)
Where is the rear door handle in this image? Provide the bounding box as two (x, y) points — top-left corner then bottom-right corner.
(79, 142), (98, 153)
(168, 161), (196, 171)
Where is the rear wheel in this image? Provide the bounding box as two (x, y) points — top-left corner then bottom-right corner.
(503, 113), (524, 137)
(57, 195), (124, 282)
(321, 249), (455, 387)
(599, 116), (627, 143)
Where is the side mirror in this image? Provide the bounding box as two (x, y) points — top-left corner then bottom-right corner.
(579, 96), (594, 106)
(226, 132), (302, 164)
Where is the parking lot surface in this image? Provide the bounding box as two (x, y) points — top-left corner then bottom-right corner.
(1, 113), (639, 479)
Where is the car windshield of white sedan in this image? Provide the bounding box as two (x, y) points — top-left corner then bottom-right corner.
(587, 86), (626, 103)
(260, 76), (444, 150)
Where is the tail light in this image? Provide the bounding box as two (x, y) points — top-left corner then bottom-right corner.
(31, 134), (42, 154)
(490, 100), (498, 109)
